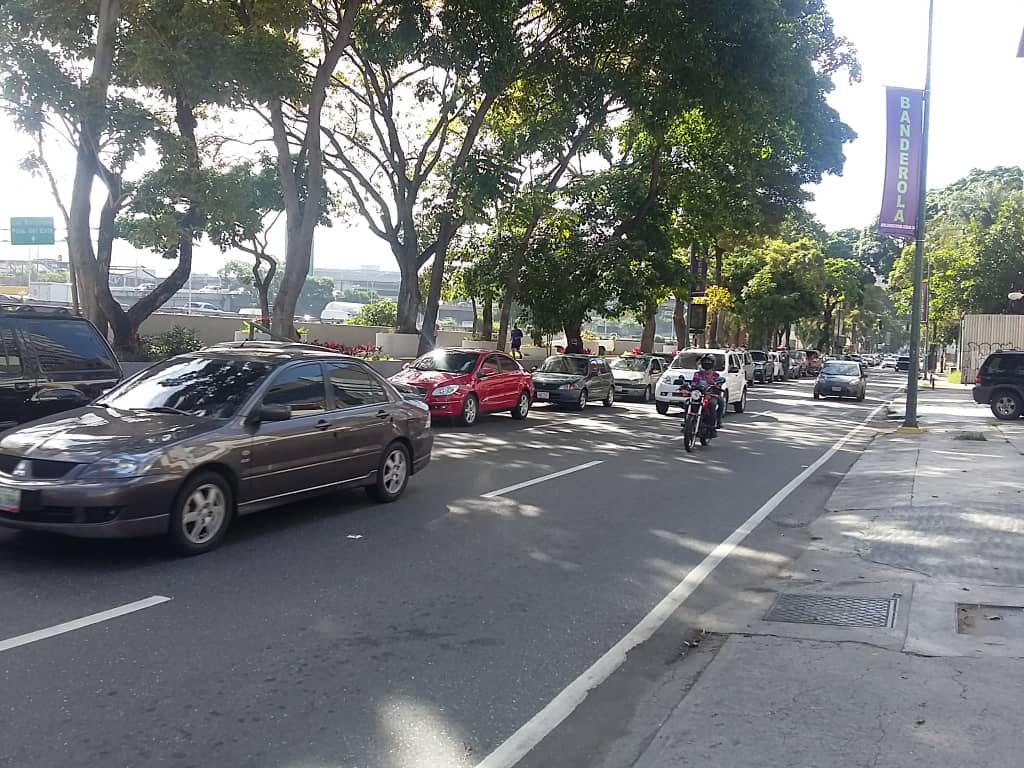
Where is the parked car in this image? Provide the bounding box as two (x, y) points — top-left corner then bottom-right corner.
(655, 349), (747, 415)
(803, 349), (822, 375)
(186, 301), (221, 314)
(609, 354), (666, 402)
(896, 355), (911, 373)
(0, 303), (122, 430)
(531, 354), (615, 409)
(972, 350), (1024, 420)
(768, 351), (786, 381)
(389, 349), (534, 426)
(749, 350), (774, 384)
(740, 350), (756, 386)
(788, 350), (808, 378)
(0, 342), (433, 554)
(813, 359), (867, 401)
(881, 355), (898, 370)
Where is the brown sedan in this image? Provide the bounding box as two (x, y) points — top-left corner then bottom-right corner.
(0, 342), (433, 554)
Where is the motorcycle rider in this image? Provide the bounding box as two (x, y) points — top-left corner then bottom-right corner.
(690, 354), (725, 430)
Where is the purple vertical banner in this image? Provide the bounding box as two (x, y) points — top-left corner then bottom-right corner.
(878, 87), (924, 238)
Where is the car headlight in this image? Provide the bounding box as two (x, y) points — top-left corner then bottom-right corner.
(432, 385), (460, 397)
(80, 455), (150, 479)
(558, 383), (575, 390)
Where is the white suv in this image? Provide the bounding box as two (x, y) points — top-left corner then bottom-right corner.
(655, 349), (748, 416)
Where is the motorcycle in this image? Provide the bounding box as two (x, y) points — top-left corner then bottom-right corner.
(678, 376), (725, 453)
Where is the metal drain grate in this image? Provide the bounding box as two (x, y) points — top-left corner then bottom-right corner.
(764, 593), (899, 628)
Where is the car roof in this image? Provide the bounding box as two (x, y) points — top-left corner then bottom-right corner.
(197, 341), (369, 365)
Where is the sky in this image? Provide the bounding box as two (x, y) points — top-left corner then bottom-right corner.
(0, 0), (1022, 277)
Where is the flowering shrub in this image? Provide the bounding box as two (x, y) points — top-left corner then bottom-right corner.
(310, 340), (388, 360)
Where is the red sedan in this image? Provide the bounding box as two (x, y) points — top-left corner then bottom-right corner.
(389, 349), (535, 426)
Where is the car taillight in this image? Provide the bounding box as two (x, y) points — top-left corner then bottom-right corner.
(976, 373), (981, 385)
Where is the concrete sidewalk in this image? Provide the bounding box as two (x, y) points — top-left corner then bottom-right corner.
(632, 385), (1024, 768)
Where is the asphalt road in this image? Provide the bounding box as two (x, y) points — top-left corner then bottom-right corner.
(0, 371), (907, 768)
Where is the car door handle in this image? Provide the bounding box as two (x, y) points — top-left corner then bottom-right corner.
(375, 409), (389, 420)
(14, 383), (30, 392)
(315, 419), (332, 431)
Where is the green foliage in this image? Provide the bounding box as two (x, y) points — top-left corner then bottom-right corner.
(347, 299), (399, 328)
(145, 326), (205, 359)
(338, 288), (380, 304)
(296, 278), (337, 318)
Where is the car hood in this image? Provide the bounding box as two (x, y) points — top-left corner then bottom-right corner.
(390, 369), (471, 388)
(532, 372), (585, 385)
(0, 407), (216, 463)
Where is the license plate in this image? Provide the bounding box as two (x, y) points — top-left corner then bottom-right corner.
(0, 487), (20, 513)
(832, 387), (842, 392)
(536, 391), (550, 400)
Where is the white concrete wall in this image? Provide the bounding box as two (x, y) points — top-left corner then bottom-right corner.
(138, 313), (471, 351)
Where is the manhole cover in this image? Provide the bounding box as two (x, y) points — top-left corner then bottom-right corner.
(764, 593), (899, 628)
(957, 603), (1024, 637)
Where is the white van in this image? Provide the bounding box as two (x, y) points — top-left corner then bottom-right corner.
(320, 301), (364, 322)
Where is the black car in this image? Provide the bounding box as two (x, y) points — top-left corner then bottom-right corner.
(531, 354), (615, 409)
(973, 350), (1024, 420)
(813, 360), (867, 401)
(0, 303), (122, 429)
(895, 355), (911, 373)
(749, 350), (774, 384)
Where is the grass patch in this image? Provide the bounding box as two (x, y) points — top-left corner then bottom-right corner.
(948, 369), (962, 384)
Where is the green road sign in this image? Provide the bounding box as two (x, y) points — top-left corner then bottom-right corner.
(10, 217), (55, 246)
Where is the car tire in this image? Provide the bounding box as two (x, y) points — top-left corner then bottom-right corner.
(167, 471), (233, 556)
(575, 389), (588, 411)
(459, 394), (480, 427)
(991, 390), (1023, 421)
(366, 442), (410, 503)
(511, 391), (531, 420)
(643, 385), (652, 403)
(603, 387), (614, 407)
(655, 400), (669, 415)
(734, 388), (746, 413)
(813, 391), (820, 400)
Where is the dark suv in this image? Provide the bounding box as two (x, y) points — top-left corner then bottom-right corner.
(973, 350), (1024, 420)
(0, 304), (122, 429)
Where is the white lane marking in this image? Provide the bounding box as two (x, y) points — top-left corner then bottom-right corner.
(0, 595), (171, 654)
(474, 399), (893, 768)
(481, 461), (604, 499)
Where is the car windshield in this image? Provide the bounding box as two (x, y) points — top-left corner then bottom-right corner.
(749, 351), (768, 362)
(822, 362), (861, 376)
(538, 356), (589, 375)
(99, 357), (274, 418)
(411, 351), (479, 374)
(670, 352), (725, 371)
(610, 357), (649, 372)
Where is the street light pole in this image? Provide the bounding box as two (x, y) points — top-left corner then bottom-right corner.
(903, 0), (935, 429)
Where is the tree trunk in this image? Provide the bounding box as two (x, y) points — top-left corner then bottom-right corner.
(673, 292), (687, 349)
(267, 1), (362, 338)
(394, 251), (420, 334)
(470, 297), (479, 337)
(253, 255), (276, 326)
(482, 295), (493, 340)
(564, 324), (585, 354)
(640, 307), (657, 353)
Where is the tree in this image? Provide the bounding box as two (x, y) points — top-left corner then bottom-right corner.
(818, 258), (868, 352)
(347, 299), (398, 327)
(338, 288), (379, 304)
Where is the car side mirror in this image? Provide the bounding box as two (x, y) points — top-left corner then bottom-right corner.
(530, 365), (538, 373)
(729, 366), (740, 374)
(250, 403), (291, 423)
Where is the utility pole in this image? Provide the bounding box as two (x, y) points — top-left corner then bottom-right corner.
(903, 0), (935, 429)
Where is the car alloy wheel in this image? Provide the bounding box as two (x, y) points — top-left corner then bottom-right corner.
(992, 392), (1022, 420)
(182, 484), (227, 545)
(734, 387), (746, 413)
(169, 472), (233, 556)
(368, 443), (410, 502)
(512, 391), (531, 420)
(603, 387), (614, 407)
(576, 388), (588, 411)
(460, 394), (479, 426)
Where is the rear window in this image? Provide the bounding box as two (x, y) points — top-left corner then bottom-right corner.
(17, 318), (118, 373)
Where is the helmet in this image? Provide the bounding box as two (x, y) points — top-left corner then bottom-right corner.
(700, 355), (715, 370)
